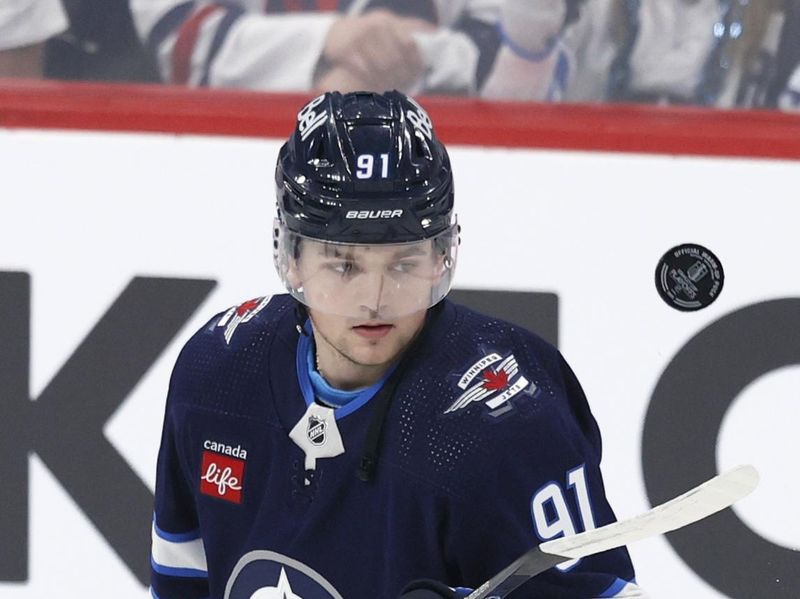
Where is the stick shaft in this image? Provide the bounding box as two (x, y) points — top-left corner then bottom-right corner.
(466, 465), (759, 599)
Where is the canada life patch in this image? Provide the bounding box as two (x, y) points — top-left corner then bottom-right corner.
(200, 449), (246, 504)
(445, 352), (533, 416)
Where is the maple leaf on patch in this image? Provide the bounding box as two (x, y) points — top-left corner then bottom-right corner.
(482, 369), (508, 391)
(236, 298), (260, 316)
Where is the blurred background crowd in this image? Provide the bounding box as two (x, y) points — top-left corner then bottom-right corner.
(1, 0), (798, 110)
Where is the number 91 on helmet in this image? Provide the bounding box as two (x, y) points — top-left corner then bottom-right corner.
(273, 91), (459, 320)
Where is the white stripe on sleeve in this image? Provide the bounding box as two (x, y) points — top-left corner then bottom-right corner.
(600, 580), (649, 597)
(151, 523), (208, 573)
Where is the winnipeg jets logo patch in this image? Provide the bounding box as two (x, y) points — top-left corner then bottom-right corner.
(217, 296), (271, 344)
(226, 550), (345, 599)
(445, 352), (534, 416)
(250, 567), (302, 599)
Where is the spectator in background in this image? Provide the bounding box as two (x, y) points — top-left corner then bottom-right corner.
(130, 0), (502, 95)
(562, 0), (797, 109)
(479, 0), (754, 106)
(712, 0), (787, 107)
(618, 0), (723, 103)
(481, 0), (583, 102)
(563, 0), (724, 104)
(767, 0), (800, 110)
(0, 0), (68, 78)
(44, 0), (160, 82)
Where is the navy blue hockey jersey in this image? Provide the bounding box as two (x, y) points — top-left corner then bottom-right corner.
(151, 295), (643, 599)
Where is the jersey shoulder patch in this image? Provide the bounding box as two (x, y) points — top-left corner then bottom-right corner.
(199, 294), (295, 347)
(215, 296), (273, 344)
(443, 349), (535, 417)
(167, 294), (296, 417)
(439, 303), (561, 420)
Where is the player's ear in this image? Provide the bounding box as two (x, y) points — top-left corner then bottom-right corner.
(431, 259), (446, 284)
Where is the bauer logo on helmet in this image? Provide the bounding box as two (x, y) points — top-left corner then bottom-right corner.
(344, 209), (404, 220)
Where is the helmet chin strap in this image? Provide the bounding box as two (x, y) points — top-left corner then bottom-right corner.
(293, 302), (310, 336)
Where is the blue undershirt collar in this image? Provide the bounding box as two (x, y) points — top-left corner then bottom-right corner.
(295, 320), (396, 420)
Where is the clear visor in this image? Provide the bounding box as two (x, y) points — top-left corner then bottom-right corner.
(273, 220), (458, 319)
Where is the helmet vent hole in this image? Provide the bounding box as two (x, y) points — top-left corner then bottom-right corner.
(412, 132), (433, 162)
(309, 136), (331, 167)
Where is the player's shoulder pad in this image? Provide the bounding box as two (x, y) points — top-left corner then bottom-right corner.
(196, 294), (294, 348)
(167, 294), (296, 412)
(436, 301), (566, 421)
(394, 302), (594, 500)
(452, 301), (559, 357)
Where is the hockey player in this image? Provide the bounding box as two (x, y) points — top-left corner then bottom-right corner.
(150, 91), (645, 599)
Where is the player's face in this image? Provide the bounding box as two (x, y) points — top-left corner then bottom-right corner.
(296, 240), (437, 373)
(276, 223), (459, 324)
(308, 304), (427, 372)
(294, 239), (444, 320)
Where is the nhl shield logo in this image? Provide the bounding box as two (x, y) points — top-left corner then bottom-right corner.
(289, 404), (344, 476)
(307, 416), (327, 446)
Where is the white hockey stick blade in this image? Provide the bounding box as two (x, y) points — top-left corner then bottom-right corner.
(466, 465), (759, 599)
(541, 464), (759, 559)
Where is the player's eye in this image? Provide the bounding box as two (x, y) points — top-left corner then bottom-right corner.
(390, 261), (420, 274)
(328, 261), (359, 276)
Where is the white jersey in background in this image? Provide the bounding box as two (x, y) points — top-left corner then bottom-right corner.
(130, 0), (501, 94)
(0, 0), (68, 51)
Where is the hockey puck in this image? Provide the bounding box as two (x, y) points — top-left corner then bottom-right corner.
(655, 243), (724, 311)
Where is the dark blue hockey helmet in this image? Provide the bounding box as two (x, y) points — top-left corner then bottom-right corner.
(273, 91), (458, 319)
(275, 90), (455, 243)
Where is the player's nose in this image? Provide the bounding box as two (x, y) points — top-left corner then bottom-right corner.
(357, 270), (388, 314)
